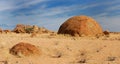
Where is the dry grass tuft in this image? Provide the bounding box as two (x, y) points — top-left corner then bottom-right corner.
(30, 33), (37, 38)
(107, 56), (116, 61)
(0, 61), (8, 64)
(46, 48), (62, 58)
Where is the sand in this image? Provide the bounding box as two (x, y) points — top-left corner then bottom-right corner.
(0, 32), (120, 64)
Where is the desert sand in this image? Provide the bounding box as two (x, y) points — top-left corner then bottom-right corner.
(0, 32), (120, 64)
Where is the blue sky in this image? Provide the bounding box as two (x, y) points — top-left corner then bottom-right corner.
(0, 0), (120, 32)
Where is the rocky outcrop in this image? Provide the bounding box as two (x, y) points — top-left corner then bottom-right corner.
(13, 24), (26, 33)
(13, 24), (52, 34)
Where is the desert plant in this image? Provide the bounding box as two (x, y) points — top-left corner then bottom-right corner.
(30, 33), (37, 38)
(25, 28), (33, 33)
(0, 61), (8, 64)
(107, 56), (116, 61)
(77, 58), (86, 63)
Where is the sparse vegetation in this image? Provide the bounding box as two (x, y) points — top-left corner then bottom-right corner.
(77, 59), (86, 63)
(25, 27), (33, 33)
(30, 32), (37, 38)
(107, 57), (116, 61)
(0, 61), (8, 64)
(47, 49), (62, 58)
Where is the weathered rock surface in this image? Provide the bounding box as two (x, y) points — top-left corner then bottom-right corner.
(58, 15), (103, 36)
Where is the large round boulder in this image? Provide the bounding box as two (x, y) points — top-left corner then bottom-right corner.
(58, 15), (103, 36)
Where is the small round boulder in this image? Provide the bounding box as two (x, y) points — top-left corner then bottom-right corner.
(10, 42), (40, 57)
(58, 15), (103, 36)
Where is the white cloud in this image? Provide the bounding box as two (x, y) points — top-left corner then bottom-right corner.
(0, 0), (48, 12)
(95, 15), (120, 32)
(106, 5), (120, 11)
(25, 0), (120, 17)
(28, 3), (102, 17)
(0, 1), (14, 11)
(18, 0), (48, 8)
(94, 13), (108, 17)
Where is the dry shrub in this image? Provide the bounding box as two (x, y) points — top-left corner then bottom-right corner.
(10, 42), (40, 57)
(50, 32), (57, 36)
(103, 30), (110, 37)
(30, 33), (37, 38)
(3, 30), (11, 34)
(0, 61), (8, 64)
(107, 56), (116, 61)
(0, 28), (2, 33)
(47, 48), (62, 58)
(73, 49), (90, 63)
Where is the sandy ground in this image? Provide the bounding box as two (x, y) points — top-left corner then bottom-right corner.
(0, 32), (120, 64)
